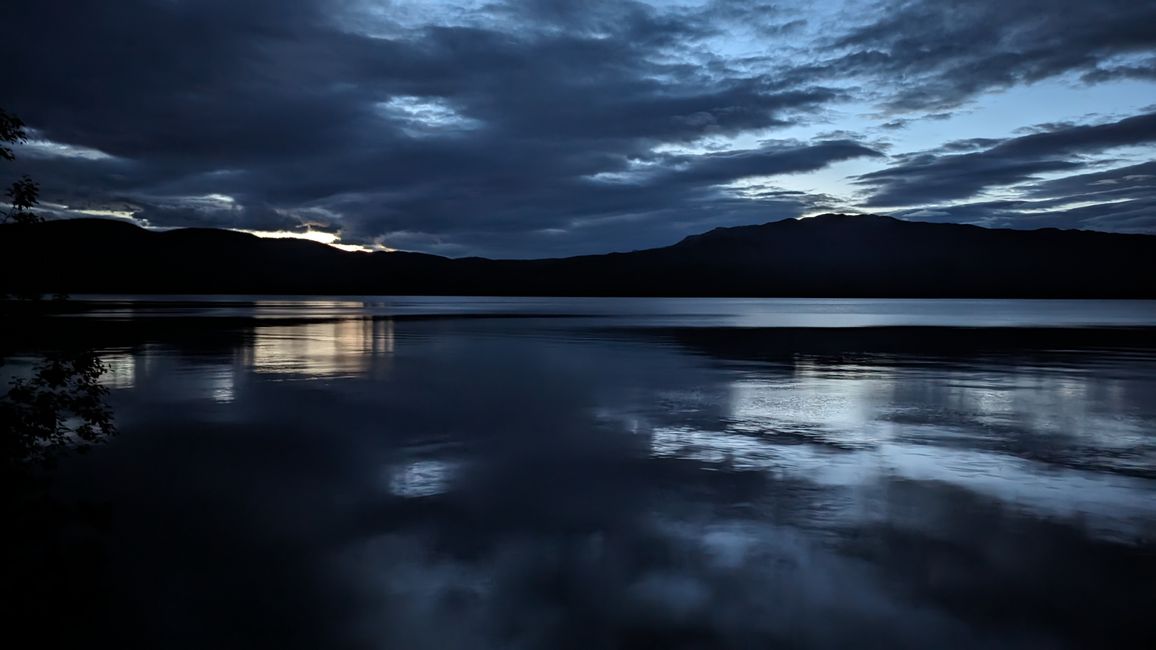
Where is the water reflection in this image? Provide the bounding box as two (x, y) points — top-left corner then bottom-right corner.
(75, 295), (1156, 328)
(101, 319), (398, 399)
(245, 318), (395, 379)
(101, 344), (238, 401)
(59, 311), (1156, 648)
(100, 350), (137, 390)
(388, 459), (460, 498)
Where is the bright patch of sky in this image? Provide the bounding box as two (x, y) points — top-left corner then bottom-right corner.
(376, 96), (481, 137)
(243, 229), (385, 252)
(21, 136), (114, 161)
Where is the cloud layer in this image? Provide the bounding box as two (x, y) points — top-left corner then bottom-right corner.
(1, 0), (1154, 256)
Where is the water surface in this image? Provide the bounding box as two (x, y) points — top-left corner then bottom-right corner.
(76, 295), (1156, 327)
(44, 298), (1156, 648)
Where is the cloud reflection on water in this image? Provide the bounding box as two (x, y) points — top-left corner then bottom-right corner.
(65, 312), (1156, 648)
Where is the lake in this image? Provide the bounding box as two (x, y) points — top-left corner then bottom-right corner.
(30, 298), (1156, 647)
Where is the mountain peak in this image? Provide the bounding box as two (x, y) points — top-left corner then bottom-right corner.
(797, 212), (898, 223)
(673, 212), (900, 248)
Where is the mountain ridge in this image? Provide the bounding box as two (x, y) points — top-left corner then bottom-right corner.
(2, 214), (1154, 297)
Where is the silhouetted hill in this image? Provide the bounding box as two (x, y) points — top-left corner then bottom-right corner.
(2, 214), (1154, 297)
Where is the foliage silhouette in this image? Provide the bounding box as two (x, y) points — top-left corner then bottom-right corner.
(1, 107), (113, 468)
(0, 107), (26, 161)
(1, 107), (116, 647)
(3, 174), (41, 225)
(0, 351), (114, 471)
(0, 107), (41, 225)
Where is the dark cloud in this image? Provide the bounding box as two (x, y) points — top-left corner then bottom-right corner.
(132, 200), (310, 232)
(811, 0), (1156, 111)
(1, 0), (870, 257)
(1024, 160), (1156, 200)
(1081, 56), (1156, 83)
(1, 0), (1154, 253)
(665, 140), (882, 186)
(892, 160), (1156, 233)
(856, 111), (1156, 207)
(896, 197), (1156, 234)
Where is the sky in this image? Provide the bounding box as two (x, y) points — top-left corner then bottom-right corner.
(2, 0), (1155, 258)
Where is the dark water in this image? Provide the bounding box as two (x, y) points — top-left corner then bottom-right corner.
(40, 299), (1156, 647)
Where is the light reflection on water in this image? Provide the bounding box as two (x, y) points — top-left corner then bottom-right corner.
(245, 318), (395, 379)
(102, 318), (398, 388)
(58, 301), (1156, 647)
(387, 459), (459, 498)
(74, 295), (1156, 327)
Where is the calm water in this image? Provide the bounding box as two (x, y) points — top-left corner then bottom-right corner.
(45, 298), (1156, 647)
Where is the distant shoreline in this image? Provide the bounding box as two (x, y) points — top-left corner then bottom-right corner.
(4, 214), (1156, 298)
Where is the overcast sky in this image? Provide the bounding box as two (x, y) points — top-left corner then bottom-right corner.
(3, 0), (1155, 257)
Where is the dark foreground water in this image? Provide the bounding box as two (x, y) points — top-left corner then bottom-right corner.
(26, 299), (1156, 648)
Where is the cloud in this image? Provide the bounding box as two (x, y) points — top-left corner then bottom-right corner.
(855, 111), (1156, 207)
(131, 198), (310, 232)
(889, 159), (1156, 233)
(1, 0), (1154, 253)
(809, 0), (1156, 112)
(0, 0), (879, 256)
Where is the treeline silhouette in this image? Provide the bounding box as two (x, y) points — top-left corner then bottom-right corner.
(2, 213), (1155, 297)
